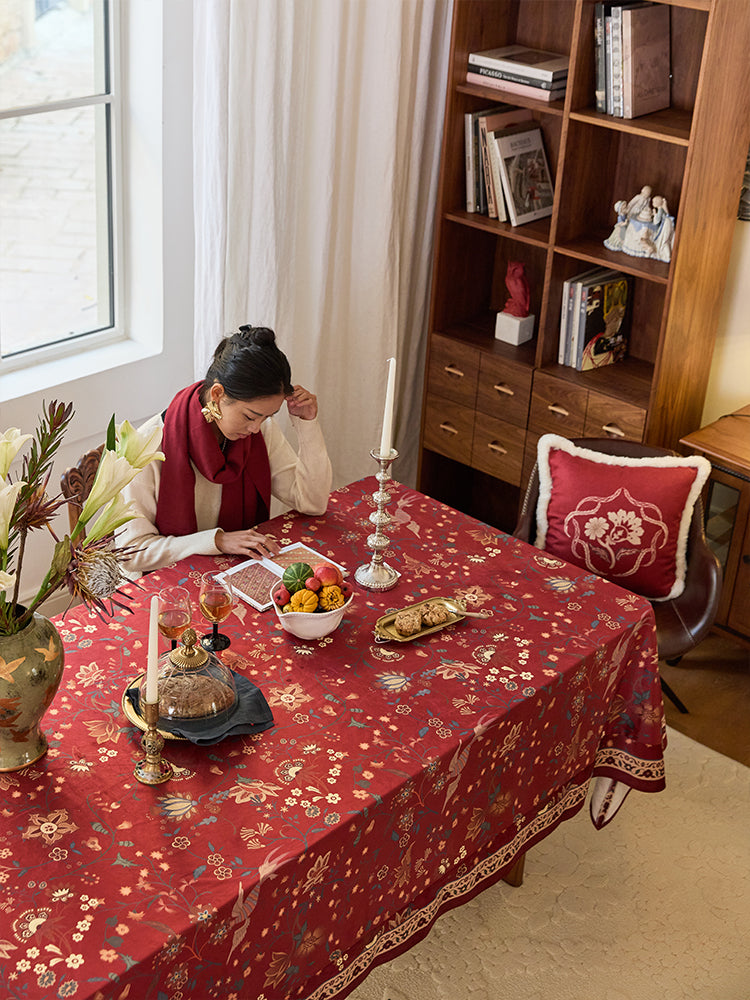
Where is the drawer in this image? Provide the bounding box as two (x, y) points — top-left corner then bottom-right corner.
(528, 371), (587, 438)
(423, 394), (474, 465)
(471, 414), (526, 486)
(584, 392), (646, 442)
(476, 355), (532, 428)
(427, 336), (479, 408)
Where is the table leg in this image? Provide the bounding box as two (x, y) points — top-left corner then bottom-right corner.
(502, 852), (526, 887)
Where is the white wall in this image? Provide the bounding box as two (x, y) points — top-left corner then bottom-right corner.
(702, 221), (750, 424)
(4, 0), (194, 611)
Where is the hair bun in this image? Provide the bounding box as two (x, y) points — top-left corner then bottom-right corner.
(237, 324), (276, 348)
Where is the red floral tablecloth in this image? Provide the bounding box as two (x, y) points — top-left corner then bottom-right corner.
(0, 478), (665, 1000)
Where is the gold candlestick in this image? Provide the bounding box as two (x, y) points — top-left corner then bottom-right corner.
(134, 699), (173, 785)
(355, 448), (401, 591)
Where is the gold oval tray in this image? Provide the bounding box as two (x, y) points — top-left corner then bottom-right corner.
(374, 597), (466, 643)
(121, 675), (185, 741)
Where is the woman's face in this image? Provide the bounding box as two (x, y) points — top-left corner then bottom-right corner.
(210, 383), (285, 441)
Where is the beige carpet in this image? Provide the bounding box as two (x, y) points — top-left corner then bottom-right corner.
(348, 728), (750, 1000)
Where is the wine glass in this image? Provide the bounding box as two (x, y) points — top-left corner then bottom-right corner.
(198, 573), (235, 651)
(157, 586), (192, 650)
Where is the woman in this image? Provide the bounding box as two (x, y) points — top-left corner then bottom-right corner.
(117, 325), (331, 576)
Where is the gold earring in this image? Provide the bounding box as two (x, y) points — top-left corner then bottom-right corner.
(201, 399), (222, 424)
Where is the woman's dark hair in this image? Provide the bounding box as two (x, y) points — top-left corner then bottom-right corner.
(201, 325), (293, 401)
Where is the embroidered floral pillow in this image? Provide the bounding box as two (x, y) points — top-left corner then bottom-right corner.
(534, 435), (711, 600)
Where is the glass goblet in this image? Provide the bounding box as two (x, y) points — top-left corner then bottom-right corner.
(198, 573), (235, 651)
(157, 586), (192, 650)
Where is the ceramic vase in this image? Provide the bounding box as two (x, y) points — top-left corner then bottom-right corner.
(0, 612), (64, 772)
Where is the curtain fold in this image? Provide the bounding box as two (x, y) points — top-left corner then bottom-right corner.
(193, 0), (452, 488)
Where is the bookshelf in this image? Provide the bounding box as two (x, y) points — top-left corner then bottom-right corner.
(418, 0), (750, 533)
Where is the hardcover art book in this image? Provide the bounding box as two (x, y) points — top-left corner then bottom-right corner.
(494, 125), (554, 227)
(576, 271), (632, 371)
(468, 44), (569, 82)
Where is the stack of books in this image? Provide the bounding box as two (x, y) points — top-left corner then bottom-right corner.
(464, 106), (555, 227)
(594, 2), (671, 118)
(466, 45), (569, 103)
(558, 267), (632, 371)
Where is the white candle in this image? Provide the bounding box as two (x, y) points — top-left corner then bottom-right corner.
(379, 356), (396, 457)
(146, 595), (159, 704)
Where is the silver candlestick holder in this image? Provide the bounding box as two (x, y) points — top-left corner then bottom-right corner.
(355, 448), (401, 591)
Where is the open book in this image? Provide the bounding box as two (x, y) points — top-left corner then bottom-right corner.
(216, 544), (347, 612)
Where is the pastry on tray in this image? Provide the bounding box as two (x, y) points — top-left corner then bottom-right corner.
(420, 601), (450, 626)
(394, 607), (423, 636)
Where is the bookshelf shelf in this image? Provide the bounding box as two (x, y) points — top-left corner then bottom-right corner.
(418, 0), (750, 534)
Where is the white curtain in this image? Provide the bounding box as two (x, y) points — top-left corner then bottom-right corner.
(193, 0), (452, 488)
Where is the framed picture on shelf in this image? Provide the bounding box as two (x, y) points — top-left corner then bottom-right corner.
(495, 125), (554, 227)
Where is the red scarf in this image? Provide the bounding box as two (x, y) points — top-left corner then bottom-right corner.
(155, 382), (271, 536)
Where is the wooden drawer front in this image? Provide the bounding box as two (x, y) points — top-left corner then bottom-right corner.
(476, 355), (532, 428)
(427, 336), (479, 408)
(423, 395), (474, 465)
(727, 515), (750, 637)
(471, 413), (526, 486)
(584, 392), (646, 442)
(528, 372), (587, 438)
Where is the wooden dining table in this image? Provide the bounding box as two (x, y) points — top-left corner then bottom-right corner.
(0, 476), (665, 1000)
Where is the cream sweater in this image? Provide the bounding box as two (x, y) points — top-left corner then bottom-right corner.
(116, 412), (332, 577)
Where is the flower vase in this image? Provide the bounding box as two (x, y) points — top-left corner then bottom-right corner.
(0, 612), (64, 772)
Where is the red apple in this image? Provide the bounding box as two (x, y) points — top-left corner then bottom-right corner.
(305, 575), (322, 592)
(274, 584), (291, 606)
(313, 562), (343, 587)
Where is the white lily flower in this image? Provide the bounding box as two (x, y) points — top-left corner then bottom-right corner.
(0, 481), (25, 549)
(78, 451), (142, 525)
(0, 429), (33, 480)
(0, 570), (16, 593)
(115, 420), (165, 468)
(84, 494), (138, 545)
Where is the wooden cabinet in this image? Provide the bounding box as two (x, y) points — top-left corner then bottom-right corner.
(680, 406), (750, 647)
(418, 0), (750, 534)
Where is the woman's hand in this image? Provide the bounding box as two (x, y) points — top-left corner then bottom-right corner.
(215, 529), (281, 560)
(286, 385), (318, 420)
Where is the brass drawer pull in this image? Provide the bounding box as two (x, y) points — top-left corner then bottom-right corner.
(547, 403), (570, 417)
(439, 421), (459, 435)
(602, 423), (626, 438)
(494, 383), (515, 397)
(487, 441), (508, 455)
(444, 364), (465, 378)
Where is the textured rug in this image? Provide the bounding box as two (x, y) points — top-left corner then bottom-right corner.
(348, 727), (750, 1000)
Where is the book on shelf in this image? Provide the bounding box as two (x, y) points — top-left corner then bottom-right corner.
(468, 64), (566, 91)
(575, 271), (632, 371)
(464, 104), (508, 213)
(622, 2), (671, 119)
(468, 44), (569, 82)
(494, 124), (554, 227)
(466, 71), (567, 104)
(563, 267), (612, 369)
(480, 107), (533, 219)
(594, 3), (613, 113)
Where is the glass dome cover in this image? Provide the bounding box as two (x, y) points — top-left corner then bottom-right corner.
(139, 627), (238, 723)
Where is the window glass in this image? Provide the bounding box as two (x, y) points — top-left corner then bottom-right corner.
(0, 0), (113, 359)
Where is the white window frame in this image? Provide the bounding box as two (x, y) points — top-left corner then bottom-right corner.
(0, 0), (165, 404)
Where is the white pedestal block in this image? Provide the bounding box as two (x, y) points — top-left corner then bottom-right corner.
(495, 312), (534, 345)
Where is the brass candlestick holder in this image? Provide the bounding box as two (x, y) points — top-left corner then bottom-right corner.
(134, 699), (173, 785)
(355, 448), (400, 591)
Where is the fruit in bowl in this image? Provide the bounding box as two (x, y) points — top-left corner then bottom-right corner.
(271, 562), (353, 639)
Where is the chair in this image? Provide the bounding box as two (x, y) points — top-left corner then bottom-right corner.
(60, 444), (104, 538)
(514, 437), (723, 714)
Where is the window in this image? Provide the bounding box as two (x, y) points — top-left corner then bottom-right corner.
(0, 0), (117, 362)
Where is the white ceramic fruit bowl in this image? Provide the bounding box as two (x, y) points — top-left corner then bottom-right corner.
(270, 586), (354, 640)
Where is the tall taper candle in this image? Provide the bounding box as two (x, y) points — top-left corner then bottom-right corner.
(146, 595), (159, 703)
(379, 356), (396, 457)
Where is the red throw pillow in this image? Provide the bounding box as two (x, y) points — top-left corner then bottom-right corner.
(535, 435), (711, 600)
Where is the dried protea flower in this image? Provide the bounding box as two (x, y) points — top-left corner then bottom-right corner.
(65, 538), (138, 618)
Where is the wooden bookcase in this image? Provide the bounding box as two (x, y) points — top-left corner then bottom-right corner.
(418, 0), (750, 533)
